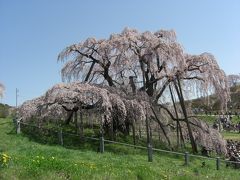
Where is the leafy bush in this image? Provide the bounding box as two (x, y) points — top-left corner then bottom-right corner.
(0, 104), (9, 118)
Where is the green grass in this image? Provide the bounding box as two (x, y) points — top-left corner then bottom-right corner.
(221, 131), (240, 141)
(198, 115), (240, 125)
(0, 118), (240, 179)
(197, 115), (217, 124)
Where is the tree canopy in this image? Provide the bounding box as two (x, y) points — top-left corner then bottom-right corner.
(227, 74), (240, 87)
(58, 28), (230, 109)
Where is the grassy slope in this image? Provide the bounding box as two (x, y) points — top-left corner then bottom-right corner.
(0, 118), (240, 179)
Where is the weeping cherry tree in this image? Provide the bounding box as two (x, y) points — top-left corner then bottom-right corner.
(20, 28), (230, 154)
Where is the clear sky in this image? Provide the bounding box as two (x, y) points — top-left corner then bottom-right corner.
(0, 0), (239, 106)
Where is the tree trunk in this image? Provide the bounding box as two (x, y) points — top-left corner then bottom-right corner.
(139, 126), (142, 139)
(74, 111), (78, 134)
(132, 119), (136, 146)
(125, 119), (130, 135)
(145, 114), (150, 145)
(79, 106), (84, 139)
(146, 74), (155, 96)
(140, 60), (146, 91)
(169, 84), (185, 148)
(149, 123), (153, 144)
(174, 76), (198, 153)
(103, 61), (115, 87)
(110, 119), (114, 140)
(158, 125), (161, 142)
(65, 111), (74, 125)
(90, 111), (93, 129)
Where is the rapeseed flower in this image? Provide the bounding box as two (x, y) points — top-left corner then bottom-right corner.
(1, 152), (11, 167)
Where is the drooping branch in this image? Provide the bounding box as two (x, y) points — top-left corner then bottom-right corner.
(169, 83), (185, 148)
(174, 75), (198, 153)
(151, 106), (171, 147)
(157, 103), (185, 121)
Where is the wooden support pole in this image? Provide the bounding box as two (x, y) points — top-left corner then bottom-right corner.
(216, 157), (220, 170)
(17, 119), (21, 134)
(132, 119), (136, 147)
(145, 112), (153, 162)
(99, 136), (104, 153)
(147, 143), (153, 162)
(58, 129), (63, 146)
(184, 152), (189, 166)
(79, 105), (84, 139)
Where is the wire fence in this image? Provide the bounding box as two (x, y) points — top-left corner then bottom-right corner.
(13, 119), (240, 170)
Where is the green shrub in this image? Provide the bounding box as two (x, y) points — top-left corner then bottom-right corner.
(0, 104), (9, 118)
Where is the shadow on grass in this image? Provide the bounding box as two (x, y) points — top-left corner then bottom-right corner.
(18, 123), (194, 160)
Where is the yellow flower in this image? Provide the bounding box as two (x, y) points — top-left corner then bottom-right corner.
(51, 156), (55, 160)
(3, 157), (7, 163)
(41, 156), (44, 160)
(163, 174), (168, 180)
(2, 153), (8, 158)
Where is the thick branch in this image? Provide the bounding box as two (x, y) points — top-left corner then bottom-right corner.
(154, 79), (171, 103)
(84, 61), (96, 82)
(156, 103), (185, 121)
(183, 76), (205, 81)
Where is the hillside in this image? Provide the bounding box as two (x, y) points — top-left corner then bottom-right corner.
(0, 118), (239, 179)
(190, 85), (240, 112)
(0, 103), (11, 118)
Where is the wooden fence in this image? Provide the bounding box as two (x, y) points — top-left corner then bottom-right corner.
(14, 119), (240, 171)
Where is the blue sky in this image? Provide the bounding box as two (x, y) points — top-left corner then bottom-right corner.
(0, 0), (239, 106)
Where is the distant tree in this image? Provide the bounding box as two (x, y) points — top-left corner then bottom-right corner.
(0, 103), (9, 118)
(0, 83), (5, 98)
(227, 74), (240, 87)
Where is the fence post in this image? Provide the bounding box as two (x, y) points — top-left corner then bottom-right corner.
(17, 119), (21, 134)
(58, 129), (63, 146)
(216, 157), (220, 170)
(147, 143), (153, 162)
(13, 118), (17, 132)
(100, 136), (104, 153)
(184, 152), (189, 166)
